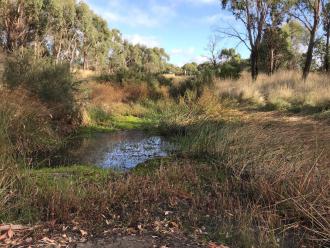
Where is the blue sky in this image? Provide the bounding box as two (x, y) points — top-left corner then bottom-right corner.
(85, 0), (250, 66)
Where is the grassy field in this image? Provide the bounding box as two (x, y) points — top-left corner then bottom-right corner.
(216, 71), (330, 115)
(0, 71), (329, 247)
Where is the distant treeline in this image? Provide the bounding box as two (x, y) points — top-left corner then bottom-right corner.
(0, 0), (170, 73)
(220, 0), (330, 80)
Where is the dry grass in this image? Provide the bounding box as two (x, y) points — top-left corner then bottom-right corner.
(0, 49), (5, 77)
(74, 69), (99, 81)
(5, 116), (328, 246)
(177, 116), (330, 246)
(80, 82), (151, 124)
(1, 71), (329, 247)
(216, 71), (330, 112)
(163, 74), (189, 86)
(0, 88), (60, 158)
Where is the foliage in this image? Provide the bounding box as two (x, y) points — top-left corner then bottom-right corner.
(1, 90), (328, 246)
(259, 28), (294, 73)
(218, 48), (242, 79)
(3, 50), (80, 127)
(0, 89), (60, 159)
(182, 62), (199, 76)
(0, 0), (170, 73)
(169, 74), (209, 99)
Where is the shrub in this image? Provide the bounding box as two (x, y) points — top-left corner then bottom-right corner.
(219, 62), (241, 79)
(87, 106), (111, 125)
(0, 89), (60, 159)
(3, 50), (80, 130)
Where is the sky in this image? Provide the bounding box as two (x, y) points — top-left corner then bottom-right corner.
(85, 0), (250, 66)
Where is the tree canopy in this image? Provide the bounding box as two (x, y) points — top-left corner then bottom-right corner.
(0, 0), (170, 73)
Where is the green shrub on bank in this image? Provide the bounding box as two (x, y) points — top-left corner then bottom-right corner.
(0, 89), (60, 159)
(3, 50), (80, 128)
(169, 69), (215, 99)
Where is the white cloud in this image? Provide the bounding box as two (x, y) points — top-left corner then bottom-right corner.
(170, 47), (196, 56)
(125, 34), (161, 48)
(170, 47), (208, 66)
(202, 13), (236, 25)
(89, 1), (176, 28)
(191, 55), (208, 64)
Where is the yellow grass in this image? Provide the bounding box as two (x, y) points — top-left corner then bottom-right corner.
(216, 71), (330, 111)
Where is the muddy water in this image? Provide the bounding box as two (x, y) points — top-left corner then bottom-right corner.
(53, 131), (171, 169)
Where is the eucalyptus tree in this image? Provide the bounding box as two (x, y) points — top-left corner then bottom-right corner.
(43, 0), (77, 63)
(261, 1), (291, 74)
(76, 2), (97, 70)
(182, 62), (198, 76)
(290, 0), (322, 79)
(108, 29), (127, 72)
(90, 14), (111, 69)
(221, 0), (272, 80)
(259, 27), (293, 74)
(281, 20), (309, 69)
(322, 0), (330, 71)
(0, 0), (44, 52)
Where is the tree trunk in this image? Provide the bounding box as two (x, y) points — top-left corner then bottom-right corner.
(70, 41), (77, 66)
(83, 51), (88, 70)
(325, 27), (330, 72)
(303, 29), (317, 80)
(302, 0), (320, 80)
(251, 48), (259, 80)
(269, 48), (274, 75)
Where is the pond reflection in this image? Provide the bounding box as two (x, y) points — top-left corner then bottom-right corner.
(50, 130), (170, 169)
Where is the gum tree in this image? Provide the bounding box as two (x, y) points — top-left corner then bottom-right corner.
(290, 0), (322, 79)
(322, 0), (330, 72)
(221, 0), (271, 80)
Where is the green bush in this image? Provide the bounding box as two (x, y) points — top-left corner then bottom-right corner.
(87, 106), (111, 125)
(170, 70), (215, 100)
(3, 50), (80, 127)
(0, 89), (60, 159)
(219, 62), (241, 79)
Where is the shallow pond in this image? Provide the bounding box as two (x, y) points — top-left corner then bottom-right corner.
(48, 130), (171, 170)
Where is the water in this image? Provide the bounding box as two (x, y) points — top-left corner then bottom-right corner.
(50, 130), (171, 169)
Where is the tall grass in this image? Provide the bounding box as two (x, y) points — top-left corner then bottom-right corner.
(2, 100), (328, 246)
(176, 120), (330, 245)
(0, 89), (60, 159)
(146, 90), (237, 134)
(1, 65), (329, 247)
(216, 71), (330, 112)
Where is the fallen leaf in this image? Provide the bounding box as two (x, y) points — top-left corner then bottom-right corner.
(7, 228), (14, 239)
(208, 242), (230, 248)
(80, 229), (88, 236)
(42, 237), (56, 244)
(168, 222), (179, 229)
(0, 233), (7, 241)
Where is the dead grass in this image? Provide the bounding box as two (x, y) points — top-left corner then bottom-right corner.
(216, 71), (330, 112)
(1, 73), (329, 247)
(5, 116), (328, 246)
(0, 88), (60, 158)
(79, 82), (152, 126)
(177, 117), (330, 246)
